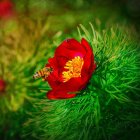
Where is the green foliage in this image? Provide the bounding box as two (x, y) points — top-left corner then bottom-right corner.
(0, 18), (54, 139)
(22, 24), (140, 140)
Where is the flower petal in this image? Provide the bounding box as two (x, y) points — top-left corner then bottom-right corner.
(55, 39), (86, 59)
(56, 77), (88, 92)
(81, 38), (96, 75)
(66, 39), (86, 55)
(47, 90), (76, 99)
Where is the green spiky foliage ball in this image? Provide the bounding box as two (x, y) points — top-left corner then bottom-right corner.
(23, 24), (140, 140)
(0, 17), (54, 139)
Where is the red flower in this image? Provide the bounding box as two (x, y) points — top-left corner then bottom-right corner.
(44, 38), (96, 99)
(0, 0), (14, 19)
(0, 78), (6, 93)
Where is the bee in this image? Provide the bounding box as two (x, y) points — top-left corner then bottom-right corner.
(33, 67), (53, 80)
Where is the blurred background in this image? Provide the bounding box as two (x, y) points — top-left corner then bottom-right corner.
(0, 0), (140, 140)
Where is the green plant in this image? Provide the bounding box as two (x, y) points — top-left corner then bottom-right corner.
(23, 24), (140, 140)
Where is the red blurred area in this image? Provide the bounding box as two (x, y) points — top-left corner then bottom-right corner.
(0, 0), (14, 19)
(0, 78), (6, 93)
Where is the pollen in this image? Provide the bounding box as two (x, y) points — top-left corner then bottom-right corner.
(62, 56), (84, 82)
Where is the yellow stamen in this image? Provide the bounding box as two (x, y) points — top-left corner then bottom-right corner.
(62, 56), (84, 82)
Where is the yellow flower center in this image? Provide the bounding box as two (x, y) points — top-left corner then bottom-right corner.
(62, 56), (84, 82)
